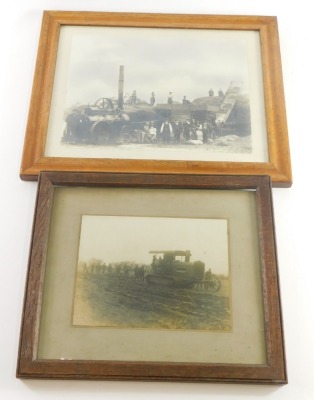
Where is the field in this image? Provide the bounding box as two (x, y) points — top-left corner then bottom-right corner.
(73, 272), (231, 332)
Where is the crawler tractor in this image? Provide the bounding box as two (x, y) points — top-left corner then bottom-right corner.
(146, 250), (221, 291)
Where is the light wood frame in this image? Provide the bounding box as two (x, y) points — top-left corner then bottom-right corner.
(17, 172), (287, 383)
(20, 11), (291, 187)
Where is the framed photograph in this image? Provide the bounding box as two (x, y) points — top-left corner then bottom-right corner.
(17, 172), (287, 383)
(20, 11), (291, 187)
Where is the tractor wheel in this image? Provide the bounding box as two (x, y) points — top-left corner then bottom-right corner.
(209, 277), (221, 292)
(90, 121), (111, 144)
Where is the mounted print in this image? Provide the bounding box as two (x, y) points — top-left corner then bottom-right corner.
(73, 215), (230, 331)
(20, 11), (292, 186)
(17, 172), (287, 383)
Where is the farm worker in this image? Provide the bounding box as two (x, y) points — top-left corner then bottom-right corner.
(160, 120), (173, 143)
(150, 92), (155, 106)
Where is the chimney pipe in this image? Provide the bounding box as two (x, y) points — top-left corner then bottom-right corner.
(118, 66), (124, 109)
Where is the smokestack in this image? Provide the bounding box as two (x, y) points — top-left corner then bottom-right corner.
(118, 65), (124, 109)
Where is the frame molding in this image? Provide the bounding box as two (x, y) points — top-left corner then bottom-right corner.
(17, 172), (287, 383)
(20, 11), (291, 187)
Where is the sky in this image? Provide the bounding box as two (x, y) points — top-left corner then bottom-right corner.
(77, 215), (229, 275)
(60, 25), (252, 108)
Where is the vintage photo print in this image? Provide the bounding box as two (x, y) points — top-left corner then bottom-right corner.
(45, 26), (268, 163)
(73, 215), (231, 332)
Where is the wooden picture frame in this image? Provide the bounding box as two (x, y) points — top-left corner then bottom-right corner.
(20, 11), (292, 187)
(17, 172), (287, 383)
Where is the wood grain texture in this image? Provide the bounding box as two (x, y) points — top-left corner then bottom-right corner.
(19, 11), (292, 187)
(16, 172), (287, 383)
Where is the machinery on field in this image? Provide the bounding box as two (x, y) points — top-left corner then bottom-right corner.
(61, 64), (250, 146)
(146, 250), (221, 291)
(62, 66), (157, 145)
(154, 82), (251, 141)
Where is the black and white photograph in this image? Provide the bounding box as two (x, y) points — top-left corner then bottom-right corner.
(73, 215), (231, 331)
(44, 26), (268, 163)
(6, 0), (314, 395)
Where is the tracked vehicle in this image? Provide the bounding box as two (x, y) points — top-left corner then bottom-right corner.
(146, 250), (221, 291)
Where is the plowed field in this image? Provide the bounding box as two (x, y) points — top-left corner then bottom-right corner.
(73, 272), (231, 331)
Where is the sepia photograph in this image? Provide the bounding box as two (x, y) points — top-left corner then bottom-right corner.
(73, 215), (231, 331)
(17, 172), (286, 381)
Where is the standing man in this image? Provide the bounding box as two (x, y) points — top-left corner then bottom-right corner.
(182, 96), (189, 104)
(131, 90), (137, 105)
(150, 92), (155, 106)
(173, 120), (183, 144)
(167, 92), (173, 104)
(160, 120), (173, 144)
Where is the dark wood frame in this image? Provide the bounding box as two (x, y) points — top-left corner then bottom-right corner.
(17, 172), (287, 383)
(20, 11), (292, 187)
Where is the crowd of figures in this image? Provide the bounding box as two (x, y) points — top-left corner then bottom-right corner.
(81, 259), (221, 291)
(126, 117), (225, 145)
(126, 88), (225, 108)
(82, 260), (150, 282)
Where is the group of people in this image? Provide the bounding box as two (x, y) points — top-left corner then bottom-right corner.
(167, 89), (224, 105)
(129, 90), (156, 106)
(130, 88), (224, 107)
(139, 118), (218, 144)
(130, 90), (180, 106)
(83, 260), (149, 281)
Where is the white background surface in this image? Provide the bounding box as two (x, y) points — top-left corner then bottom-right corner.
(0, 1), (313, 399)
